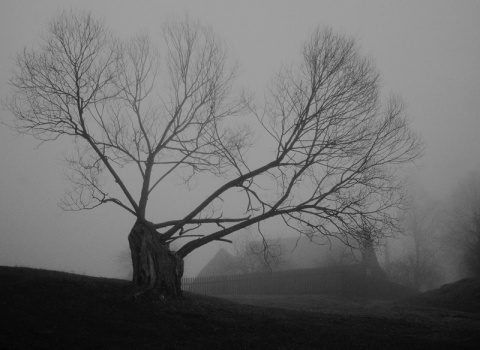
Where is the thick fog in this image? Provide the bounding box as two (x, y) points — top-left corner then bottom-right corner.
(1, 1), (479, 280)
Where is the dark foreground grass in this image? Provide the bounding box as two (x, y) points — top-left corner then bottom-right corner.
(1, 266), (479, 349)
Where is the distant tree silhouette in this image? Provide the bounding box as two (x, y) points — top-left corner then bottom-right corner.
(445, 170), (480, 278)
(386, 187), (443, 291)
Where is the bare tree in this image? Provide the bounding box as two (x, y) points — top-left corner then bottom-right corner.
(174, 27), (422, 261)
(408, 188), (442, 289)
(6, 11), (422, 298)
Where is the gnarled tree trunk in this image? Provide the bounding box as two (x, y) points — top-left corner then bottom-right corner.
(128, 221), (184, 298)
(361, 240), (386, 280)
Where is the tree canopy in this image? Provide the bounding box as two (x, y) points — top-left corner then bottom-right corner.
(6, 10), (422, 294)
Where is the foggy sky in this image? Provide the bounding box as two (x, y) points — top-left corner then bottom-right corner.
(1, 0), (479, 278)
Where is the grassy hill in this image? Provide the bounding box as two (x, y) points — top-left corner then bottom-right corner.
(1, 266), (479, 349)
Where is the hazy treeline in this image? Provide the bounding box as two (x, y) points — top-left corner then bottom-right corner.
(385, 169), (480, 291)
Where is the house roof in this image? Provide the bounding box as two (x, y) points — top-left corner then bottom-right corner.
(273, 236), (360, 269)
(196, 236), (362, 277)
(196, 248), (239, 278)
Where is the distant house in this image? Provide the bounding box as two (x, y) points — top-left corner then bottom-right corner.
(196, 236), (363, 278)
(271, 236), (361, 270)
(196, 248), (241, 277)
(188, 236), (393, 297)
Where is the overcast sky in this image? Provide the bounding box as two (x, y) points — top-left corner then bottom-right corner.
(1, 0), (479, 278)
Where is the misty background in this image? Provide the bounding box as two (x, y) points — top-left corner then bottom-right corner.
(1, 0), (479, 281)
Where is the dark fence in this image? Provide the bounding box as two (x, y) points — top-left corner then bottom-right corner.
(182, 265), (382, 297)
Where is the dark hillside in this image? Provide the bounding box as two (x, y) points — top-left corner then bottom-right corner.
(1, 266), (479, 349)
(407, 278), (480, 313)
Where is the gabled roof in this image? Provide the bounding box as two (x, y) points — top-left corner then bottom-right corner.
(271, 236), (360, 270)
(196, 236), (361, 277)
(196, 248), (240, 278)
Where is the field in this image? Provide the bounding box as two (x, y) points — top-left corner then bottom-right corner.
(1, 266), (479, 349)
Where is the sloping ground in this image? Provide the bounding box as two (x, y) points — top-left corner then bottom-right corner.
(1, 266), (479, 349)
(407, 278), (480, 313)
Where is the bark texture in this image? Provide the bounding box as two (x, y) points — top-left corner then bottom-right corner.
(128, 221), (184, 297)
(362, 243), (387, 280)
